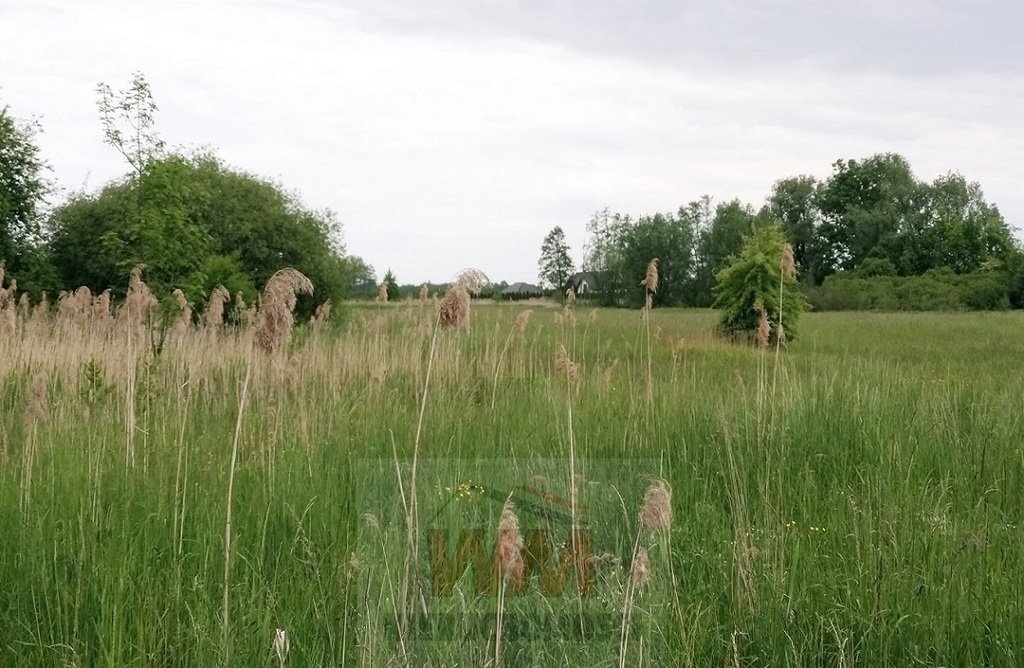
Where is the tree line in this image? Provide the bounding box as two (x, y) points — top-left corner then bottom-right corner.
(0, 74), (369, 315)
(576, 153), (1023, 310)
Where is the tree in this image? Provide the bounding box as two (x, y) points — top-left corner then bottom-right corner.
(691, 200), (771, 306)
(0, 103), (54, 293)
(816, 153), (918, 273)
(382, 269), (400, 301)
(766, 176), (829, 283)
(618, 210), (696, 307)
(538, 226), (574, 293)
(48, 152), (352, 309)
(714, 225), (809, 343)
(96, 72), (165, 178)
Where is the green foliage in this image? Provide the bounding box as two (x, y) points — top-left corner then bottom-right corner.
(0, 104), (50, 285)
(47, 153), (350, 308)
(4, 308), (1024, 665)
(537, 226), (574, 292)
(181, 254), (255, 309)
(382, 269), (400, 301)
(691, 199), (772, 306)
(804, 268), (1013, 311)
(713, 225), (809, 341)
(583, 153), (1014, 311)
(583, 207), (697, 307)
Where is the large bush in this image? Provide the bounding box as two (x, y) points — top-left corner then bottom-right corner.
(713, 225), (809, 343)
(804, 269), (1012, 311)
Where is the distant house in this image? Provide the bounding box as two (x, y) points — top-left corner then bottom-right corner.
(501, 282), (543, 300)
(568, 272), (599, 297)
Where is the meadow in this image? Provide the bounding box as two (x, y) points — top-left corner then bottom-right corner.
(1, 286), (1023, 666)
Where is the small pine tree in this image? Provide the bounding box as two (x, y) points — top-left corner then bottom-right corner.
(383, 269), (400, 301)
(713, 225), (809, 343)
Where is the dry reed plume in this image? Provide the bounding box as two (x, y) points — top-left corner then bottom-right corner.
(640, 480), (672, 532)
(310, 300), (331, 331)
(781, 243), (796, 278)
(630, 547), (650, 589)
(171, 289), (192, 334)
(494, 500), (523, 667)
(641, 258), (659, 293)
(554, 344), (579, 382)
(254, 268), (314, 354)
(514, 309), (532, 333)
(496, 501), (524, 580)
(438, 286), (470, 329)
(756, 301), (771, 349)
(205, 286), (230, 329)
(438, 269), (486, 330)
(118, 267), (158, 346)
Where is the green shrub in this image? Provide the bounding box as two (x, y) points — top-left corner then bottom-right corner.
(713, 225), (809, 342)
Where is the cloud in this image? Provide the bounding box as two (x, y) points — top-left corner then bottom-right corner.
(1, 0), (1020, 284)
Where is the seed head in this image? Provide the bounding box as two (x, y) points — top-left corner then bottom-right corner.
(631, 547), (650, 589)
(205, 286), (229, 329)
(438, 285), (471, 329)
(781, 243), (796, 279)
(756, 303), (771, 349)
(496, 501), (523, 581)
(254, 268), (314, 354)
(554, 344), (579, 381)
(640, 480), (672, 532)
(514, 309), (532, 333)
(640, 258), (659, 293)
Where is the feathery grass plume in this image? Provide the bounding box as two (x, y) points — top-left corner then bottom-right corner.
(254, 268), (314, 354)
(630, 546), (650, 589)
(438, 285), (470, 329)
(171, 289), (192, 333)
(641, 258), (659, 293)
(376, 281), (389, 303)
(31, 293), (49, 324)
(418, 284), (429, 302)
(16, 292), (30, 323)
(204, 286), (229, 329)
(310, 300), (331, 331)
(93, 289), (112, 324)
(56, 291), (72, 318)
(640, 480), (672, 532)
(235, 291), (257, 326)
(1, 299), (14, 339)
(118, 267), (158, 345)
(496, 501), (524, 581)
(554, 344), (579, 382)
(514, 309), (532, 333)
(494, 500), (523, 667)
(781, 243), (796, 278)
(452, 267), (489, 294)
(26, 372), (48, 423)
(756, 301), (771, 349)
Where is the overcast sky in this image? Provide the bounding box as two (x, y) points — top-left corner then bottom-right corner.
(1, 0), (1021, 285)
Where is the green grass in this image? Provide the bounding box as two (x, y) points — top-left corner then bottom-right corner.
(1, 305), (1023, 666)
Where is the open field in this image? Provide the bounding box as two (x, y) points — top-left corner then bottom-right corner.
(1, 302), (1023, 666)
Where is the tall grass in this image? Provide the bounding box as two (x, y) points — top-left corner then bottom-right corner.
(0, 294), (1022, 665)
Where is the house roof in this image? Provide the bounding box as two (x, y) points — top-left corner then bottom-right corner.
(501, 282), (543, 295)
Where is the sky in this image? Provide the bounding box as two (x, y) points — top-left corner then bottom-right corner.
(1, 0), (1021, 285)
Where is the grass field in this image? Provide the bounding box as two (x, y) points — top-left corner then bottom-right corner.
(1, 299), (1023, 666)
